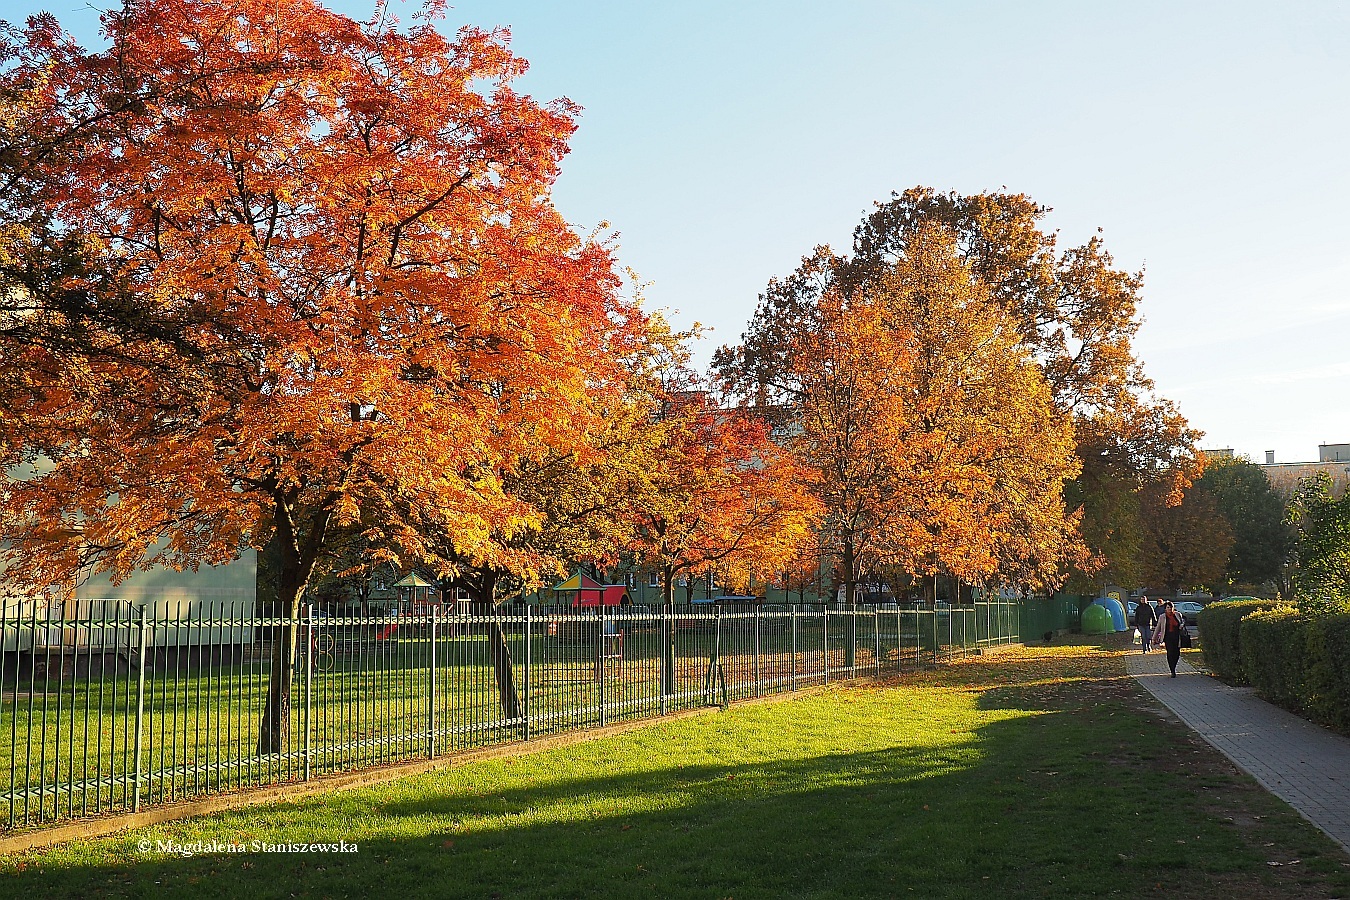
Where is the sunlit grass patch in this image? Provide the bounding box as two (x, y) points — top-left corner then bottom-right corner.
(3, 636), (1346, 899)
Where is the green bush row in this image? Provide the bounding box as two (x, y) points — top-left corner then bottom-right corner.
(1230, 608), (1350, 736)
(1238, 608), (1307, 709)
(1303, 613), (1350, 734)
(1196, 599), (1282, 684)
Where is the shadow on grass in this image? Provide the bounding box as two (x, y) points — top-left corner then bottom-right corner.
(5, 650), (1348, 900)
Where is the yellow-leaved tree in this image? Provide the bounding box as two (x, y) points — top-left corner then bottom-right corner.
(778, 226), (1087, 599)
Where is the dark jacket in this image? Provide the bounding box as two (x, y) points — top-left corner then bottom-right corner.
(1135, 602), (1156, 627)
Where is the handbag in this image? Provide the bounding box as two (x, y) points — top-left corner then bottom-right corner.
(1179, 627), (1192, 649)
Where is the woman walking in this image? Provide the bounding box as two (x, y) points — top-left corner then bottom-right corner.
(1158, 601), (1186, 677)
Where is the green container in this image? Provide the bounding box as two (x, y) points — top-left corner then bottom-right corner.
(1082, 603), (1112, 635)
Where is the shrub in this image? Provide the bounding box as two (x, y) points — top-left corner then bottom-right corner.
(1198, 598), (1281, 684)
(1240, 606), (1309, 712)
(1303, 612), (1350, 736)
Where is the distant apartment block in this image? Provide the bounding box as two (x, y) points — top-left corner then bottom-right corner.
(1259, 443), (1350, 497)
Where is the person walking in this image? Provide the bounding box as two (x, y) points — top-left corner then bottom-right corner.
(1158, 601), (1185, 677)
(1134, 595), (1156, 653)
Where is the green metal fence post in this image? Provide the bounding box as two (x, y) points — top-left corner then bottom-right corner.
(661, 603), (675, 703)
(932, 607), (938, 664)
(523, 606), (531, 740)
(791, 608), (798, 691)
(874, 610), (881, 674)
(895, 608), (901, 670)
(597, 607), (606, 727)
(429, 605), (438, 757)
(660, 604), (669, 714)
(753, 607), (761, 698)
(304, 604), (313, 780)
(132, 605), (147, 812)
(845, 603), (856, 670)
(823, 607), (829, 685)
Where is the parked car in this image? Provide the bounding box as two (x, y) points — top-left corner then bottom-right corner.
(1174, 600), (1205, 625)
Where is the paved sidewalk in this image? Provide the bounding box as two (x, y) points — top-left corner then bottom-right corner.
(1127, 651), (1350, 854)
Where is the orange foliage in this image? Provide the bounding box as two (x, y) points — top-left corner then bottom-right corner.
(628, 384), (820, 604)
(787, 227), (1086, 595)
(0, 1), (644, 608)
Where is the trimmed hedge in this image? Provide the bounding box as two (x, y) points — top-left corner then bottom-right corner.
(1197, 598), (1282, 684)
(1239, 607), (1308, 711)
(1232, 608), (1350, 737)
(1304, 613), (1350, 734)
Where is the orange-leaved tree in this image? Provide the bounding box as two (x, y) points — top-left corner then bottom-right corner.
(422, 311), (687, 605)
(784, 226), (1085, 601)
(628, 377), (820, 607)
(783, 286), (913, 607)
(0, 1), (645, 752)
(716, 187), (1201, 588)
(873, 226), (1087, 590)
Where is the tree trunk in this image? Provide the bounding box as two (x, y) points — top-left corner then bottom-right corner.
(662, 566), (675, 606)
(477, 571), (522, 722)
(257, 554), (303, 755)
(256, 497), (327, 756)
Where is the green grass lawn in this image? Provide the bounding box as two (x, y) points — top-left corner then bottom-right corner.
(2, 637), (1346, 899)
(0, 620), (916, 825)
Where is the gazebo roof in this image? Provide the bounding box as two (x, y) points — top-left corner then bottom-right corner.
(393, 572), (435, 589)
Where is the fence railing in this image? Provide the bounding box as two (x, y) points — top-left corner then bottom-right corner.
(0, 599), (1019, 831)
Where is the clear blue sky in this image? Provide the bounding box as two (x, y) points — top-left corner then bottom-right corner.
(11, 0), (1350, 464)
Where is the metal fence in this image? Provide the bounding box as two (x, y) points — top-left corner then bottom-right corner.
(0, 598), (1019, 832)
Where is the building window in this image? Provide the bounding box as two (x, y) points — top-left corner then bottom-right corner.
(648, 572), (659, 588)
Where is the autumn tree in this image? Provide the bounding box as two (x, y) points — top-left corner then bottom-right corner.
(627, 380), (820, 607)
(784, 287), (908, 607)
(781, 226), (1084, 603)
(0, 1), (647, 752)
(417, 312), (687, 607)
(716, 187), (1202, 585)
(0, 14), (189, 463)
(1138, 484), (1234, 595)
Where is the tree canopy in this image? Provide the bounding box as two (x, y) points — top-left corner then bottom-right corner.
(1138, 484), (1234, 595)
(1286, 472), (1350, 613)
(715, 188), (1194, 591)
(725, 222), (1085, 599)
(0, 0), (658, 749)
(1199, 456), (1295, 592)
